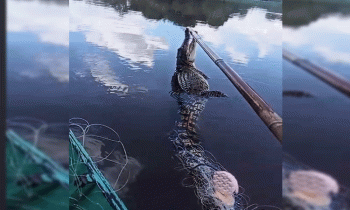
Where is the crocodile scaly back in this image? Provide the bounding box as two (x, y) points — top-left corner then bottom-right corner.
(173, 28), (227, 98)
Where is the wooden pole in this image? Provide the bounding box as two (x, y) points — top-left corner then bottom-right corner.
(188, 29), (282, 143)
(283, 49), (350, 98)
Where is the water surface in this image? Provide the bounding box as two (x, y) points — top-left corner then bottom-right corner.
(283, 0), (350, 188)
(70, 0), (282, 209)
(6, 0), (69, 209)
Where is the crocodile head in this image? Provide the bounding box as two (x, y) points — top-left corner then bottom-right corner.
(176, 28), (197, 70)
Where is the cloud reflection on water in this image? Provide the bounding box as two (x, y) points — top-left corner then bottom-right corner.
(7, 0), (69, 47)
(7, 0), (69, 83)
(70, 0), (169, 69)
(82, 54), (148, 95)
(36, 52), (69, 83)
(193, 8), (282, 64)
(284, 14), (350, 65)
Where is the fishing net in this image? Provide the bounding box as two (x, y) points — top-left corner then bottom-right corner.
(282, 153), (350, 210)
(6, 117), (69, 210)
(169, 27), (280, 209)
(69, 118), (142, 210)
(169, 94), (280, 210)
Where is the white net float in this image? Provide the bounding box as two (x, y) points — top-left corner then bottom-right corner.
(212, 171), (239, 206)
(288, 170), (339, 207)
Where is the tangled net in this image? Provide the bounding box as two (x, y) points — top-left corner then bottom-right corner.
(69, 118), (142, 210)
(169, 94), (281, 210)
(6, 117), (69, 210)
(283, 153), (350, 210)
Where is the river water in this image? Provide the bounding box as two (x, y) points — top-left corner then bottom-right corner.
(70, 0), (282, 209)
(283, 0), (350, 189)
(7, 0), (282, 209)
(6, 0), (69, 209)
(6, 0), (69, 123)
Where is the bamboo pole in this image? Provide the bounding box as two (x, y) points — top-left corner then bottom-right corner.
(283, 49), (350, 98)
(188, 29), (283, 143)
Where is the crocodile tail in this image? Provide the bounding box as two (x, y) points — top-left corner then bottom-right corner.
(200, 91), (228, 98)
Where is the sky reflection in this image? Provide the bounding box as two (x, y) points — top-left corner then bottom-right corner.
(7, 0), (69, 47)
(70, 0), (169, 69)
(81, 53), (148, 95)
(193, 8), (282, 64)
(284, 14), (350, 65)
(7, 0), (69, 83)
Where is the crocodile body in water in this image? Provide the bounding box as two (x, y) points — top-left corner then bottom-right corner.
(171, 28), (350, 210)
(171, 28), (227, 98)
(170, 27), (228, 158)
(168, 28), (245, 210)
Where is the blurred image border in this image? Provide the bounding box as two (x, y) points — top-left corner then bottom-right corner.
(1, 0), (7, 207)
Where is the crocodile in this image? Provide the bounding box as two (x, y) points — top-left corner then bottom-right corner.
(171, 28), (227, 98)
(170, 28), (350, 210)
(170, 82), (241, 210)
(170, 27), (229, 155)
(168, 29), (243, 210)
